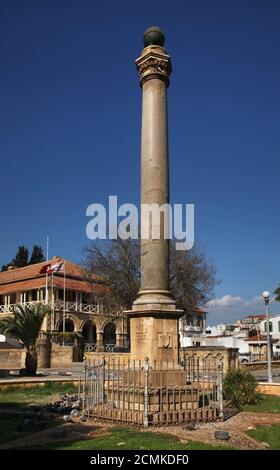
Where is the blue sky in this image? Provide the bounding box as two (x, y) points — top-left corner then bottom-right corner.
(0, 0), (279, 324)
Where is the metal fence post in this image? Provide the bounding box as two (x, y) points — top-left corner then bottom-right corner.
(82, 362), (87, 412)
(144, 357), (149, 428)
(102, 355), (106, 403)
(217, 359), (224, 421)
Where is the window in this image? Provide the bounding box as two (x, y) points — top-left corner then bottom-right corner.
(264, 321), (273, 332)
(58, 289), (64, 300)
(278, 321), (280, 333)
(31, 290), (37, 301)
(66, 291), (76, 302)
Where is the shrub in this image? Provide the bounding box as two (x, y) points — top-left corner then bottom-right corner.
(223, 368), (261, 409)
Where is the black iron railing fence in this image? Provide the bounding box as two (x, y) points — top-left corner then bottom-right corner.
(81, 355), (224, 426)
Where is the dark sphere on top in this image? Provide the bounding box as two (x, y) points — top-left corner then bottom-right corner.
(143, 26), (165, 47)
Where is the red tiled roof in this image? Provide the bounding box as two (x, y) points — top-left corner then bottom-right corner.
(0, 258), (100, 284)
(0, 258), (103, 295)
(194, 307), (207, 314)
(244, 314), (266, 320)
(245, 335), (265, 342)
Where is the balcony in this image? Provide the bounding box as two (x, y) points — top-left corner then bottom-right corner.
(0, 300), (121, 316)
(182, 325), (203, 336)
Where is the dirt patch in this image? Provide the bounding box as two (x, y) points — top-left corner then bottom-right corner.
(145, 412), (280, 450)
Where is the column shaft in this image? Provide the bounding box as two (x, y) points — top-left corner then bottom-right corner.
(140, 78), (169, 292)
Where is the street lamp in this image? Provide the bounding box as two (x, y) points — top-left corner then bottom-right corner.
(262, 291), (273, 383)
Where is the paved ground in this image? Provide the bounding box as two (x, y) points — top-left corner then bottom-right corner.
(251, 368), (280, 383)
(0, 368), (80, 385)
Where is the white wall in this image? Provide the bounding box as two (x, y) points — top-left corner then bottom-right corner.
(180, 337), (195, 348)
(180, 332), (250, 353)
(201, 335), (249, 353)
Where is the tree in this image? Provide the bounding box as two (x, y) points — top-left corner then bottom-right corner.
(274, 285), (280, 302)
(12, 246), (29, 268)
(83, 239), (140, 311)
(0, 303), (50, 375)
(1, 244), (45, 271)
(29, 245), (45, 265)
(82, 238), (218, 313)
(170, 242), (218, 314)
(1, 263), (11, 272)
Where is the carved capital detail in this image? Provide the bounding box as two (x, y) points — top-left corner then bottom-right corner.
(136, 52), (172, 86)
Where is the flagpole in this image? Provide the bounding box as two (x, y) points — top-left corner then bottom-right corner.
(45, 271), (48, 305)
(63, 263), (66, 346)
(51, 272), (54, 332)
(46, 235), (49, 261)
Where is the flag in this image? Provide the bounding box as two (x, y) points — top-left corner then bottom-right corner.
(46, 262), (64, 274)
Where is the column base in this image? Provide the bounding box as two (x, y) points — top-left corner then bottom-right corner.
(132, 289), (177, 307)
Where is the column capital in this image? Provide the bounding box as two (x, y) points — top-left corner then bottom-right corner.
(135, 46), (172, 87)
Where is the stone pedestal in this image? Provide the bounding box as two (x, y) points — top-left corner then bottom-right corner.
(128, 308), (182, 363)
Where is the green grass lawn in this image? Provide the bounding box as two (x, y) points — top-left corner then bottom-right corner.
(241, 395), (280, 414)
(0, 383), (78, 409)
(30, 427), (235, 450)
(0, 413), (60, 445)
(0, 383), (74, 444)
(247, 424), (280, 450)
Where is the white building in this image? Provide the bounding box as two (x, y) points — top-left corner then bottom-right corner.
(179, 308), (207, 347)
(259, 314), (280, 341)
(200, 334), (249, 354)
(205, 324), (239, 337)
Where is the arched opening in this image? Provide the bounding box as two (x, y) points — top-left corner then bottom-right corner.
(58, 319), (75, 332)
(103, 322), (116, 351)
(82, 321), (96, 344)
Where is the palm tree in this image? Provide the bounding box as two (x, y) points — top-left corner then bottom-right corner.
(274, 285), (280, 302)
(0, 302), (50, 375)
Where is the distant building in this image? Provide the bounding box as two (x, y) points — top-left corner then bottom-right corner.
(200, 334), (249, 355)
(259, 314), (280, 341)
(0, 257), (129, 352)
(236, 314), (266, 333)
(205, 323), (239, 337)
(198, 313), (280, 361)
(179, 308), (207, 347)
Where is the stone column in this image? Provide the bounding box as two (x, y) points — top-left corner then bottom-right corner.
(202, 313), (207, 333)
(134, 27), (172, 304)
(116, 332), (124, 349)
(96, 331), (104, 352)
(37, 337), (51, 369)
(126, 27), (183, 364)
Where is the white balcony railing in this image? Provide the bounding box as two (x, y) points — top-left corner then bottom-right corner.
(0, 300), (121, 316)
(180, 325), (203, 337)
(185, 325), (203, 332)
